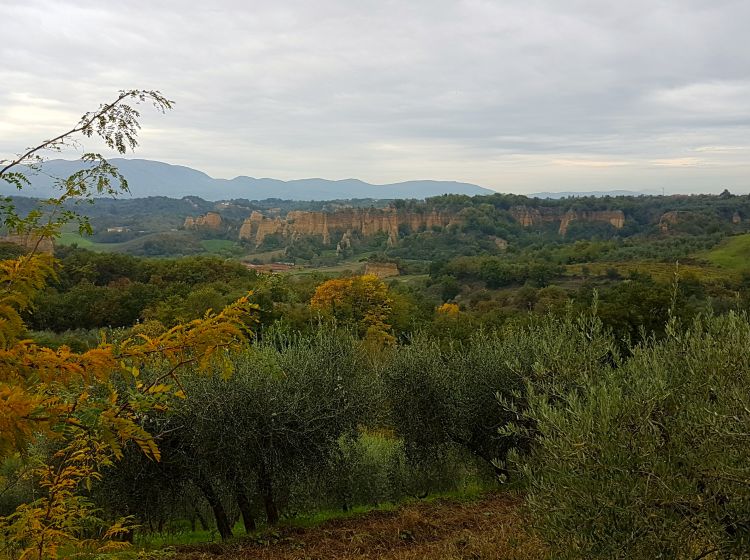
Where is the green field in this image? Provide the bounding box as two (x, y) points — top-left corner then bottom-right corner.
(698, 233), (750, 271)
(199, 238), (242, 254)
(56, 233), (245, 257)
(56, 232), (116, 251)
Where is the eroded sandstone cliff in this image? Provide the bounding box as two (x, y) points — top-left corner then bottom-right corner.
(238, 207), (459, 247)
(184, 212), (223, 230)
(1, 234), (54, 255)
(510, 206), (625, 235)
(558, 210), (625, 235)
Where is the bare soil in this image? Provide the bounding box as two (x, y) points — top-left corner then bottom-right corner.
(174, 492), (545, 560)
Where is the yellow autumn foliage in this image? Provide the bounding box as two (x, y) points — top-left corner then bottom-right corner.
(436, 302), (461, 317)
(311, 274), (394, 345)
(0, 90), (259, 559)
(0, 253), (258, 558)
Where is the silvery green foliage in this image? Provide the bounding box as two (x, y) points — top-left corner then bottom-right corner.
(514, 313), (750, 559)
(383, 307), (618, 474)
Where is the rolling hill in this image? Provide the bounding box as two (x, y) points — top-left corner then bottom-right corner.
(4, 159), (494, 201)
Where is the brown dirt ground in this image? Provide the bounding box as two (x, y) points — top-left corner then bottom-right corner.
(174, 492), (546, 560)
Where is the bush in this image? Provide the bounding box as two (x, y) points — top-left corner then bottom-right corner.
(384, 311), (617, 481)
(513, 313), (750, 558)
(98, 329), (381, 537)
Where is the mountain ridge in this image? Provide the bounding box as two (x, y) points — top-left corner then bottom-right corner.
(2, 158), (494, 201)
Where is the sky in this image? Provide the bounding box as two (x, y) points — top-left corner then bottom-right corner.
(1, 0), (749, 194)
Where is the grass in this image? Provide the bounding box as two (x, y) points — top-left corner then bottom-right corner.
(133, 485), (486, 549)
(76, 483), (497, 560)
(243, 249), (288, 263)
(697, 233), (750, 272)
(128, 511), (388, 551)
(396, 273), (429, 286)
(57, 232), (245, 257)
(136, 527), (224, 549)
(200, 239), (243, 254)
(278, 483), (486, 531)
(281, 502), (399, 530)
(56, 232), (110, 250)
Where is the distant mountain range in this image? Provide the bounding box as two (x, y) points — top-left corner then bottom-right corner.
(3, 159), (494, 201)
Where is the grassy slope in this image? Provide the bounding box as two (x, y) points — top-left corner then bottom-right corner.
(698, 233), (750, 271)
(200, 238), (243, 253)
(56, 232), (110, 250)
(57, 232), (243, 256)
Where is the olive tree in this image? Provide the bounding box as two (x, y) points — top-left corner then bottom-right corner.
(100, 329), (380, 540)
(383, 310), (618, 483)
(513, 313), (750, 558)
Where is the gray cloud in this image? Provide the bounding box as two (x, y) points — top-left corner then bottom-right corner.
(1, 0), (749, 193)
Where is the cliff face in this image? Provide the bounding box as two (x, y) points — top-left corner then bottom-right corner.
(558, 210), (625, 235)
(511, 206), (625, 235)
(658, 211), (681, 233)
(659, 210), (743, 233)
(184, 212), (223, 230)
(238, 207), (459, 247)
(239, 211), (286, 245)
(509, 206), (560, 227)
(1, 234), (54, 255)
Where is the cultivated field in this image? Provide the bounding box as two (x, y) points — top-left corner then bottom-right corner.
(160, 493), (544, 560)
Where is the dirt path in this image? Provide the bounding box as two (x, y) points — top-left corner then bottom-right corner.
(175, 492), (545, 560)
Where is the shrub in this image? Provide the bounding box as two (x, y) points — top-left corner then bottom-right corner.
(384, 310), (618, 481)
(513, 313), (750, 558)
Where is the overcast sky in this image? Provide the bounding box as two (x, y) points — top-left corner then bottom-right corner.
(2, 0), (749, 194)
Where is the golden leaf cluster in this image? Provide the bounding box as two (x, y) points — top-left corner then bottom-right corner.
(436, 302), (460, 317)
(310, 274), (394, 345)
(0, 253), (258, 558)
(0, 88), (259, 558)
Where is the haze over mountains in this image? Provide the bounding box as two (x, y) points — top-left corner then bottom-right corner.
(6, 159), (496, 201)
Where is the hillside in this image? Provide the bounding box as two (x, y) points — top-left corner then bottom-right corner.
(10, 189), (748, 263)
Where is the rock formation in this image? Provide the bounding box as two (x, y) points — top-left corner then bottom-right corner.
(558, 210), (625, 235)
(238, 207), (459, 247)
(510, 206), (625, 235)
(183, 212), (223, 230)
(1, 234), (54, 255)
(658, 211), (682, 233)
(491, 236), (508, 250)
(336, 230), (353, 255)
(238, 211), (286, 244)
(659, 210), (743, 232)
(509, 206), (561, 227)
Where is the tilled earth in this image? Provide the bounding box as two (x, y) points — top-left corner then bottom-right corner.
(174, 492), (545, 560)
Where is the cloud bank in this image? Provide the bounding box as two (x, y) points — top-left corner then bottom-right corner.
(2, 0), (749, 194)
